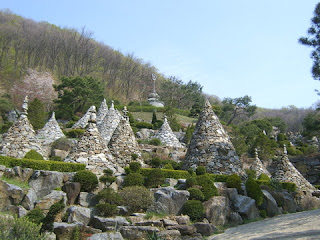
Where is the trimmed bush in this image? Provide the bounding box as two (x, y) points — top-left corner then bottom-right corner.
(129, 161), (141, 172)
(150, 157), (162, 168)
(97, 188), (122, 205)
(282, 182), (296, 192)
(245, 169), (256, 179)
(181, 200), (204, 221)
(140, 168), (191, 180)
(131, 154), (138, 161)
(124, 173), (145, 187)
(120, 186), (154, 213)
(95, 203), (118, 217)
(196, 166), (206, 175)
(210, 174), (228, 182)
(135, 121), (153, 129)
(99, 175), (116, 184)
(258, 173), (271, 181)
(186, 177), (197, 188)
(187, 187), (205, 201)
(226, 174), (242, 194)
(48, 156), (62, 162)
(149, 138), (161, 146)
(196, 175), (219, 200)
(163, 163), (174, 170)
(25, 208), (45, 225)
(24, 150), (44, 160)
(145, 168), (164, 188)
(246, 178), (263, 206)
(73, 170), (98, 192)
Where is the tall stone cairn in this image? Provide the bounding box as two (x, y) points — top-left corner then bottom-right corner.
(66, 106), (118, 175)
(183, 100), (242, 175)
(272, 145), (315, 192)
(0, 96), (45, 159)
(98, 100), (121, 144)
(154, 117), (184, 148)
(250, 148), (271, 178)
(108, 106), (141, 167)
(36, 112), (65, 157)
(96, 98), (108, 126)
(71, 105), (95, 129)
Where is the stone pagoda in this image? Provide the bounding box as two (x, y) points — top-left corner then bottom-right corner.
(272, 145), (315, 192)
(36, 112), (65, 158)
(0, 96), (45, 159)
(250, 148), (271, 178)
(96, 98), (108, 126)
(147, 74), (164, 107)
(66, 106), (119, 175)
(71, 105), (95, 129)
(154, 117), (184, 148)
(183, 100), (242, 175)
(98, 100), (121, 144)
(108, 106), (141, 167)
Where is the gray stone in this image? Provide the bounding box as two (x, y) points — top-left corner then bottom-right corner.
(79, 192), (99, 207)
(167, 225), (196, 236)
(164, 178), (178, 187)
(96, 99), (108, 127)
(261, 190), (281, 217)
(233, 195), (259, 220)
(53, 222), (101, 240)
(90, 216), (130, 231)
(72, 106), (95, 129)
(51, 149), (69, 160)
(175, 215), (190, 225)
(154, 118), (184, 148)
(228, 211), (243, 225)
(271, 191), (297, 213)
(35, 190), (67, 212)
(158, 230), (181, 240)
(21, 188), (37, 210)
(193, 222), (217, 236)
(4, 166), (34, 182)
(135, 220), (164, 227)
(162, 219), (179, 227)
(0, 180), (26, 211)
(66, 206), (92, 225)
(62, 182), (81, 205)
(203, 196), (229, 225)
(148, 187), (189, 215)
(119, 226), (160, 240)
(90, 232), (123, 240)
(7, 205), (28, 218)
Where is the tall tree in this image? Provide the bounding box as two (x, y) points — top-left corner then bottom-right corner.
(28, 98), (46, 130)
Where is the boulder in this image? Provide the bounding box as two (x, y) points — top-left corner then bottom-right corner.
(158, 230), (181, 240)
(135, 220), (164, 228)
(62, 182), (81, 205)
(119, 226), (160, 240)
(53, 222), (101, 240)
(164, 178), (178, 187)
(271, 191), (297, 213)
(7, 205), (28, 218)
(0, 180), (26, 211)
(79, 192), (99, 207)
(89, 232), (124, 240)
(162, 219), (179, 227)
(175, 215), (190, 225)
(227, 211), (243, 225)
(34, 190), (67, 212)
(51, 149), (69, 160)
(193, 222), (217, 236)
(90, 216), (130, 231)
(203, 196), (229, 225)
(167, 225), (196, 236)
(261, 190), (281, 217)
(4, 166), (34, 182)
(21, 188), (38, 210)
(66, 206), (92, 225)
(148, 187), (189, 215)
(232, 195), (259, 220)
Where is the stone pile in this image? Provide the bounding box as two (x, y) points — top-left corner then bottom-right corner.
(250, 149), (271, 178)
(96, 98), (108, 126)
(0, 96), (45, 159)
(183, 100), (243, 175)
(98, 101), (121, 144)
(272, 146), (315, 192)
(36, 112), (65, 158)
(66, 106), (119, 175)
(71, 106), (95, 129)
(154, 117), (184, 148)
(108, 107), (141, 167)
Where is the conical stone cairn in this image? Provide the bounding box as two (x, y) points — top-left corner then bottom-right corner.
(154, 117), (184, 148)
(108, 106), (141, 167)
(250, 148), (271, 178)
(0, 96), (45, 159)
(272, 145), (315, 192)
(72, 105), (95, 129)
(96, 98), (108, 126)
(36, 112), (65, 158)
(183, 100), (242, 175)
(66, 106), (118, 175)
(98, 100), (121, 144)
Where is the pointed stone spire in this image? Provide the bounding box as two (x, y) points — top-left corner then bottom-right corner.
(108, 114), (141, 167)
(250, 148), (271, 178)
(154, 117), (184, 148)
(21, 96), (29, 117)
(72, 105), (95, 129)
(97, 99), (108, 126)
(272, 145), (315, 192)
(183, 99), (243, 175)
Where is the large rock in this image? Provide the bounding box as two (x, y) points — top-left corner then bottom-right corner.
(35, 190), (67, 212)
(21, 188), (38, 210)
(0, 180), (26, 211)
(167, 225), (196, 236)
(261, 190), (281, 217)
(62, 182), (81, 205)
(203, 196), (229, 225)
(90, 216), (130, 231)
(90, 232), (123, 240)
(148, 187), (189, 215)
(53, 222), (101, 240)
(232, 195), (259, 220)
(66, 206), (92, 225)
(29, 170), (64, 199)
(119, 226), (160, 240)
(271, 191), (297, 213)
(158, 230), (181, 240)
(193, 222), (217, 236)
(4, 166), (34, 182)
(79, 192), (99, 207)
(7, 205), (28, 218)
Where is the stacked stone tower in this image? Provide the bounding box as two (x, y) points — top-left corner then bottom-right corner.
(154, 117), (184, 148)
(108, 106), (141, 167)
(72, 105), (95, 129)
(183, 100), (242, 175)
(272, 146), (315, 192)
(0, 96), (45, 159)
(250, 148), (271, 178)
(96, 98), (108, 126)
(66, 106), (118, 175)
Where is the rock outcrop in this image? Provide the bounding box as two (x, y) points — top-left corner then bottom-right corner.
(154, 117), (184, 148)
(183, 100), (242, 175)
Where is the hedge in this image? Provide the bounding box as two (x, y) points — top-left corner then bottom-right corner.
(0, 155), (85, 172)
(115, 105), (191, 116)
(207, 173), (229, 182)
(139, 168), (191, 179)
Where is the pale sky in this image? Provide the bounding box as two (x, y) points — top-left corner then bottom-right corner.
(2, 0), (320, 109)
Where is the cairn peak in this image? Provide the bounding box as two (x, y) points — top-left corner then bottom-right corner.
(72, 106), (95, 129)
(154, 117), (184, 148)
(97, 99), (108, 126)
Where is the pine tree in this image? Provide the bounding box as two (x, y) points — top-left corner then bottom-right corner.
(28, 98), (47, 130)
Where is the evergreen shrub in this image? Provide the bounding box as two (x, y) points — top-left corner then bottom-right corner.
(95, 203), (118, 217)
(135, 122), (153, 129)
(281, 182), (296, 192)
(245, 169), (257, 179)
(246, 178), (263, 206)
(259, 210), (267, 218)
(124, 173), (145, 187)
(196, 166), (206, 175)
(131, 154), (139, 161)
(150, 157), (162, 168)
(196, 175), (219, 200)
(73, 170), (98, 192)
(145, 168), (164, 188)
(181, 200), (204, 221)
(129, 161), (141, 172)
(163, 163), (174, 170)
(24, 150), (44, 160)
(41, 199), (65, 233)
(96, 188), (122, 205)
(186, 177), (197, 188)
(149, 138), (161, 146)
(140, 168), (191, 180)
(258, 173), (271, 181)
(226, 174), (242, 194)
(187, 187), (205, 201)
(25, 208), (45, 225)
(120, 186), (154, 213)
(209, 174), (228, 182)
(64, 129), (85, 138)
(48, 156), (62, 161)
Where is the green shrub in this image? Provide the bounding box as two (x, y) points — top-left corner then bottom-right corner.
(196, 166), (206, 175)
(270, 179), (282, 191)
(256, 180), (271, 187)
(161, 159), (181, 170)
(48, 156), (63, 161)
(97, 188), (122, 205)
(24, 150), (44, 160)
(153, 120), (163, 130)
(103, 168), (114, 176)
(277, 133), (287, 141)
(129, 161), (141, 172)
(287, 147), (297, 156)
(124, 173), (145, 187)
(186, 177), (197, 188)
(64, 129), (85, 138)
(150, 157), (162, 168)
(187, 188), (205, 201)
(258, 173), (270, 181)
(181, 200), (204, 221)
(209, 174), (228, 182)
(0, 122), (13, 134)
(95, 203), (118, 217)
(163, 163), (174, 170)
(135, 121), (153, 129)
(314, 185), (320, 190)
(226, 174), (242, 194)
(259, 210), (267, 218)
(120, 186), (154, 213)
(66, 121), (75, 128)
(196, 175), (219, 200)
(73, 170), (98, 192)
(145, 168), (164, 188)
(246, 178), (263, 206)
(131, 154), (139, 161)
(149, 138), (161, 146)
(51, 137), (73, 151)
(99, 175), (116, 184)
(281, 182), (296, 192)
(140, 168), (191, 179)
(245, 169), (256, 179)
(41, 199), (65, 233)
(25, 208), (45, 225)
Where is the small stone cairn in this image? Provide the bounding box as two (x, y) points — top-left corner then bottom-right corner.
(250, 148), (271, 178)
(108, 106), (141, 167)
(66, 106), (118, 175)
(183, 100), (243, 175)
(154, 117), (184, 148)
(272, 145), (315, 192)
(96, 98), (108, 126)
(71, 105), (95, 129)
(0, 96), (45, 159)
(98, 100), (121, 144)
(36, 112), (65, 158)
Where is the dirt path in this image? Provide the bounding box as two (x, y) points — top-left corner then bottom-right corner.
(209, 209), (320, 240)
